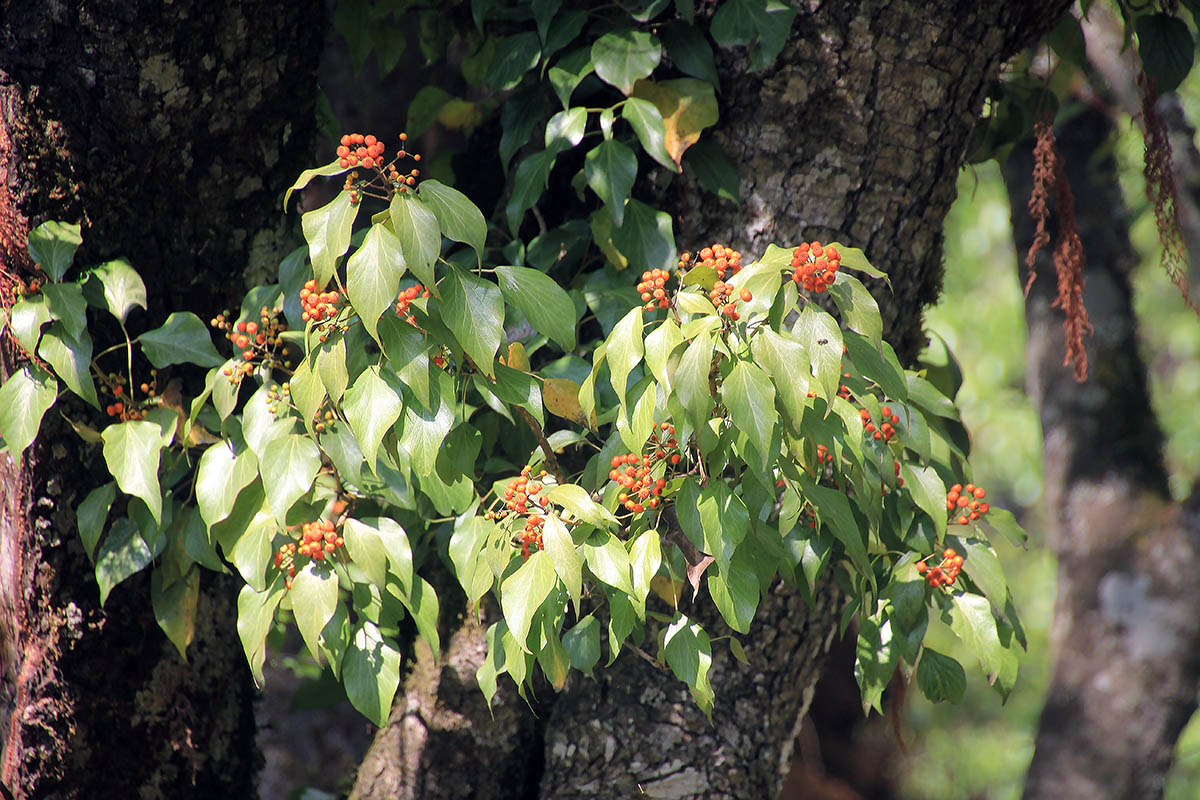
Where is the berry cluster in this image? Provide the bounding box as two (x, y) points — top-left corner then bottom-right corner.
(485, 465), (552, 559)
(265, 382), (291, 415)
(860, 405), (899, 443)
(691, 243), (743, 280)
(300, 279), (341, 324)
(917, 547), (964, 588)
(337, 133), (386, 171)
(946, 483), (989, 525)
(100, 373), (148, 421)
(274, 519), (345, 589)
(607, 453), (666, 514)
(791, 241), (840, 293)
(212, 305), (288, 384)
(395, 283), (429, 325)
(636, 268), (672, 311)
(708, 281), (752, 320)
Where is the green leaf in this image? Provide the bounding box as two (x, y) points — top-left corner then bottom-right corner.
(283, 159), (348, 210)
(621, 98), (677, 173)
(398, 370), (455, 475)
(260, 434), (322, 526)
(40, 282), (87, 341)
(721, 360), (776, 467)
(1137, 14), (1194, 94)
(388, 193), (441, 291)
(487, 31), (541, 90)
(406, 85), (453, 138)
(419, 180), (488, 266)
(495, 266), (577, 351)
(906, 374), (958, 420)
(707, 554), (758, 634)
(501, 550), (557, 651)
(542, 515), (583, 612)
(585, 139), (638, 227)
(36, 323), (96, 408)
(293, 560), (340, 662)
(827, 242), (890, 282)
(544, 484), (618, 528)
(950, 592), (1013, 694)
(8, 295), (52, 353)
(583, 532), (634, 595)
(979, 507), (1029, 548)
(592, 29), (662, 95)
(696, 482), (749, 572)
(397, 576), (441, 653)
(548, 47), (593, 110)
(342, 366), (404, 473)
(612, 199), (676, 273)
(151, 563), (199, 659)
(543, 8), (587, 58)
(855, 611), (899, 713)
(76, 482), (116, 562)
(315, 334), (349, 404)
(302, 190), (359, 288)
(139, 312), (224, 368)
(917, 648), (966, 703)
(675, 330), (714, 432)
(87, 258), (146, 323)
(379, 315), (432, 409)
(683, 138), (739, 201)
(750, 328), (810, 431)
(196, 441), (259, 529)
(347, 223), (406, 344)
(545, 107), (587, 150)
(237, 576), (286, 685)
(901, 463), (948, 541)
(797, 475), (871, 578)
(28, 220), (82, 281)
(710, 0), (759, 46)
(660, 22), (720, 88)
(663, 615), (714, 715)
(95, 519), (152, 606)
(643, 317), (683, 392)
(348, 517), (414, 594)
(792, 306), (843, 403)
(959, 536), (1009, 611)
(828, 273), (882, 347)
(102, 419), (172, 524)
(442, 263), (504, 376)
(563, 615), (602, 677)
(506, 147), (560, 236)
(607, 306), (644, 399)
(629, 529), (661, 607)
(343, 621), (401, 726)
(449, 516), (495, 604)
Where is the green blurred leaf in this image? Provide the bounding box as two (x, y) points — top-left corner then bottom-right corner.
(139, 312), (224, 368)
(683, 138), (739, 201)
(660, 22), (720, 88)
(1137, 13), (1194, 94)
(506, 147), (560, 236)
(488, 31), (542, 90)
(916, 647), (966, 703)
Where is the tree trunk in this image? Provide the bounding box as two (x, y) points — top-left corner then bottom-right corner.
(1005, 108), (1200, 799)
(0, 3), (323, 797)
(350, 3), (1071, 799)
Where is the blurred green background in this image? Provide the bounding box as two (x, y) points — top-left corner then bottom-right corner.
(900, 83), (1200, 798)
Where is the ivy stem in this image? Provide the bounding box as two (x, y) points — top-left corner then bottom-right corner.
(513, 405), (567, 485)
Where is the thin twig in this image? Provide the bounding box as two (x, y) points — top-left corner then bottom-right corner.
(514, 405), (567, 485)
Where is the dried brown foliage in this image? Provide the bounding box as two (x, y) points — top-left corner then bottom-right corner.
(1025, 119), (1092, 382)
(1139, 72), (1200, 318)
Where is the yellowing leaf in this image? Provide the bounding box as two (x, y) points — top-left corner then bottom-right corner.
(543, 377), (596, 431)
(631, 78), (718, 167)
(507, 341), (531, 372)
(436, 98), (479, 131)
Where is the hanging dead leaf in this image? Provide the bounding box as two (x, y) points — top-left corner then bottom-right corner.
(631, 78), (719, 167)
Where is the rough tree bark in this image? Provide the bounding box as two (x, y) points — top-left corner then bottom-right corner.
(349, 3), (1072, 799)
(0, 3), (322, 797)
(1005, 109), (1200, 799)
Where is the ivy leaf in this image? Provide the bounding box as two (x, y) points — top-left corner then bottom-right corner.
(487, 31), (541, 90)
(195, 441), (259, 529)
(406, 86), (453, 138)
(950, 592), (1015, 697)
(916, 648), (966, 703)
(237, 576), (286, 685)
(544, 484), (618, 528)
(612, 199), (676, 273)
(542, 514), (583, 612)
(506, 147), (560, 236)
(379, 315), (432, 409)
(442, 263), (504, 376)
(315, 333), (349, 404)
(399, 369), (455, 475)
(548, 47), (593, 110)
(501, 550), (557, 651)
(397, 576), (441, 654)
(8, 295), (52, 353)
(102, 419), (172, 525)
(292, 560), (340, 662)
(562, 616), (602, 677)
(342, 366), (404, 474)
(707, 554), (758, 634)
(591, 29), (662, 95)
(582, 532), (634, 596)
(621, 97), (677, 173)
(418, 180), (488, 266)
(827, 242), (890, 283)
(643, 316), (683, 392)
(495, 266), (577, 351)
(283, 159), (348, 211)
(792, 306), (843, 403)
(1137, 14), (1195, 95)
(629, 529), (661, 608)
(448, 516), (494, 604)
(661, 22), (720, 88)
(797, 474), (872, 579)
(260, 434), (322, 526)
(606, 306), (644, 399)
(721, 360), (776, 467)
(585, 139), (638, 227)
(95, 518), (153, 606)
(27, 220), (82, 281)
(76, 482), (117, 562)
(750, 328), (810, 432)
(683, 138), (739, 201)
(900, 463), (948, 542)
(828, 273), (882, 347)
(347, 223), (407, 345)
(674, 330), (714, 432)
(388, 193), (441, 292)
(37, 323), (98, 409)
(542, 378), (595, 430)
(139, 312), (224, 368)
(343, 621), (402, 726)
(663, 615), (714, 715)
(500, 85), (547, 169)
(697, 482), (749, 573)
(545, 107), (587, 150)
(855, 611), (899, 713)
(302, 190), (359, 288)
(151, 563), (200, 660)
(349, 517), (414, 595)
(630, 78), (718, 166)
(40, 282), (87, 341)
(87, 258), (147, 323)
